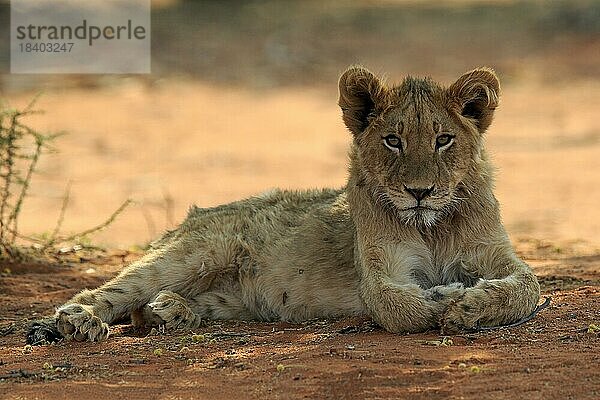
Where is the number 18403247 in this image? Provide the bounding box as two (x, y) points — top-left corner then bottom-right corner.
(19, 42), (74, 53)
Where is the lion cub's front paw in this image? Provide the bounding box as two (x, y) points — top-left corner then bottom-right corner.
(148, 290), (201, 330)
(56, 304), (109, 342)
(440, 288), (487, 334)
(424, 282), (465, 306)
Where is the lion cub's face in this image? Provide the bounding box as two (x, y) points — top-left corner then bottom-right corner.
(339, 66), (500, 226)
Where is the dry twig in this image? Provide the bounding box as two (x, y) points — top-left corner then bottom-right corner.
(0, 99), (131, 259)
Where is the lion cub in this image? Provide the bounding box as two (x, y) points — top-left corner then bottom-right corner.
(29, 66), (540, 343)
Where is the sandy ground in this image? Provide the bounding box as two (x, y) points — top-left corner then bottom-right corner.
(0, 242), (599, 400)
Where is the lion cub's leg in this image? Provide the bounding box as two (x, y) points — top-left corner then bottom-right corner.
(358, 244), (467, 333)
(54, 264), (164, 341)
(442, 260), (540, 333)
(52, 244), (218, 341)
(132, 291), (254, 330)
(361, 279), (465, 333)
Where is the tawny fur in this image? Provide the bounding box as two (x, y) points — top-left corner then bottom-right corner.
(31, 66), (540, 342)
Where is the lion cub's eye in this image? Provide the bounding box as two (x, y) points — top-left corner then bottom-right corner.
(435, 134), (455, 150)
(383, 135), (402, 151)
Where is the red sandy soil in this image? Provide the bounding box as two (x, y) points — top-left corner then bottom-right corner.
(0, 239), (598, 400)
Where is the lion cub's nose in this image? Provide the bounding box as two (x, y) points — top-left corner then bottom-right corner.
(404, 185), (434, 201)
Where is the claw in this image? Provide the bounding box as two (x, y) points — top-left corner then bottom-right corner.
(147, 291), (200, 331)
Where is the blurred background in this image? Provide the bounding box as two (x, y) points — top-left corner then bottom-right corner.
(0, 0), (598, 249)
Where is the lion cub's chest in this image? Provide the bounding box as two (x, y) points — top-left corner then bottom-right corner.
(382, 241), (476, 289)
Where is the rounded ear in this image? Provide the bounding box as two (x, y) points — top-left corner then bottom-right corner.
(338, 66), (386, 136)
(447, 68), (500, 133)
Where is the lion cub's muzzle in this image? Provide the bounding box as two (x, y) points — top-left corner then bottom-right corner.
(403, 185), (434, 202)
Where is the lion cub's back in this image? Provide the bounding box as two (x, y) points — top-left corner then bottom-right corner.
(182, 188), (347, 243)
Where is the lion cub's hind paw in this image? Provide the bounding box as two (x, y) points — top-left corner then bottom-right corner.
(56, 304), (109, 342)
(148, 290), (201, 331)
